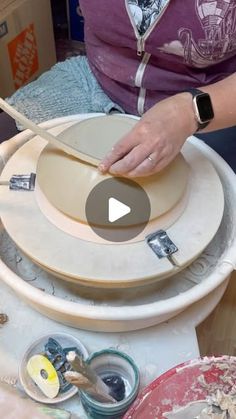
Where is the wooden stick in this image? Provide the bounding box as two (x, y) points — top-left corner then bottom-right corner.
(64, 371), (91, 389)
(0, 98), (99, 167)
(64, 371), (116, 403)
(66, 351), (116, 403)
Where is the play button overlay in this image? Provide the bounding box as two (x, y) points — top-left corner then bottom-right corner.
(85, 177), (151, 242)
(109, 198), (131, 223)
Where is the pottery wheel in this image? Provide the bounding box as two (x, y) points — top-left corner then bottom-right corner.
(0, 114), (224, 288)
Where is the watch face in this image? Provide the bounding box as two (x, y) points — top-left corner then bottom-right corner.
(196, 93), (214, 123)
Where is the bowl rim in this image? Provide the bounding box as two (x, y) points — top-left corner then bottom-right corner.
(123, 355), (236, 418)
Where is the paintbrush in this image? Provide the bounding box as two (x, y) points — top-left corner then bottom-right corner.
(66, 352), (116, 403)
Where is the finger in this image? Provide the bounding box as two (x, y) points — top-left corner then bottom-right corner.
(153, 155), (177, 173)
(98, 132), (138, 173)
(124, 152), (162, 177)
(108, 144), (154, 175)
(127, 152), (178, 177)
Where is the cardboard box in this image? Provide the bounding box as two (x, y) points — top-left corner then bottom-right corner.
(67, 0), (84, 42)
(0, 0), (56, 97)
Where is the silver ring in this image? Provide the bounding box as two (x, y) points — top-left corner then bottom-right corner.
(147, 155), (154, 163)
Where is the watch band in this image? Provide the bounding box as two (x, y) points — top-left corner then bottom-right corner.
(185, 88), (212, 131)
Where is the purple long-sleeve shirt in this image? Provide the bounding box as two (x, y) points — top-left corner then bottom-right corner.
(80, 0), (236, 115)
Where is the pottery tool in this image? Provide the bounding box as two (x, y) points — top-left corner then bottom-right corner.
(66, 351), (116, 403)
(65, 371), (126, 403)
(64, 371), (116, 403)
(64, 371), (125, 402)
(26, 354), (60, 399)
(64, 371), (91, 389)
(0, 97), (99, 167)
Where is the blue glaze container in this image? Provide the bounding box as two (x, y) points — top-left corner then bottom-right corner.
(79, 349), (140, 419)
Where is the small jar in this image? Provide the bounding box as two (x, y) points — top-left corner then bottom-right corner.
(79, 349), (140, 419)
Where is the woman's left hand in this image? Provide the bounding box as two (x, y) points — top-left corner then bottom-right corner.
(99, 93), (197, 177)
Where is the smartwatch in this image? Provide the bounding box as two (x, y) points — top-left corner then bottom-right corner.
(185, 88), (214, 131)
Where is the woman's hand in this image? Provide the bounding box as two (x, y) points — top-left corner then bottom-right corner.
(99, 93), (197, 177)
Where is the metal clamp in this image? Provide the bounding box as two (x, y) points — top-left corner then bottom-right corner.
(0, 173), (36, 191)
(146, 230), (178, 265)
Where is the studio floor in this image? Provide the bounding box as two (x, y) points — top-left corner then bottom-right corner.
(197, 271), (236, 356)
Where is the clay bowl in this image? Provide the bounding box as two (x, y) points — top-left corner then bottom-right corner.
(36, 115), (189, 225)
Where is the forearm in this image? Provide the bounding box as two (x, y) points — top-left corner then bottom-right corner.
(181, 73), (236, 133)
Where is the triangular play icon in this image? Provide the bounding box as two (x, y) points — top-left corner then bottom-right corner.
(108, 197), (131, 223)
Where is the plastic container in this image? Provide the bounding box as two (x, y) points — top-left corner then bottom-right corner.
(19, 332), (88, 404)
(79, 349), (140, 419)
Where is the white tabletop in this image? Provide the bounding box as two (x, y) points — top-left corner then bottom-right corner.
(0, 277), (228, 416)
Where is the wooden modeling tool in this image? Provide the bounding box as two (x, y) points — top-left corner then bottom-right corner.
(64, 371), (92, 389)
(64, 370), (113, 402)
(66, 351), (116, 403)
(0, 97), (99, 167)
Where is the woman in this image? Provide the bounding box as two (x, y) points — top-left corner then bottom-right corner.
(2, 0), (236, 173)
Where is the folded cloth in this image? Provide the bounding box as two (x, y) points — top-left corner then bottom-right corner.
(7, 56), (124, 130)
